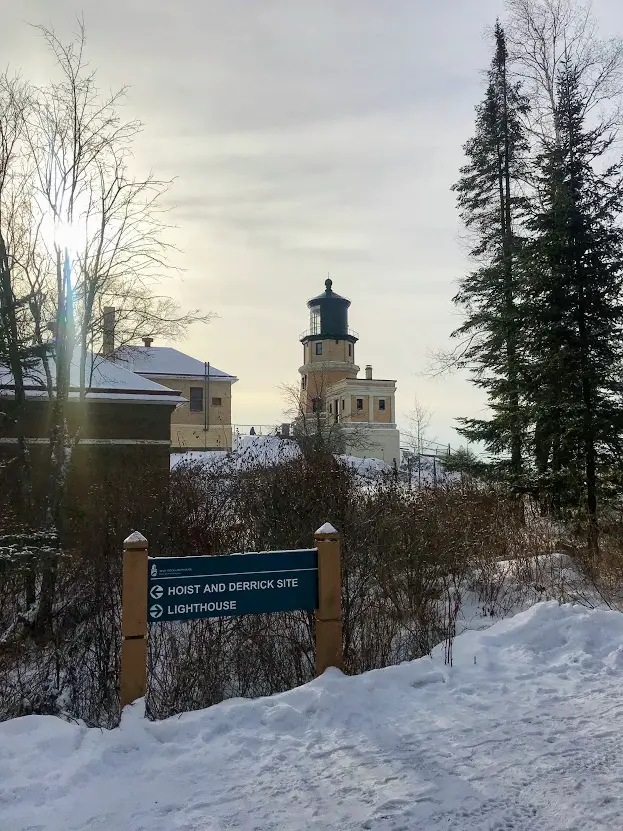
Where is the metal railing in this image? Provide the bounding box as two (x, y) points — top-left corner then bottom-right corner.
(400, 439), (454, 459)
(299, 327), (359, 341)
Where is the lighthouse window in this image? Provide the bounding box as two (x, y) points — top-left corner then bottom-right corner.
(348, 344), (352, 357)
(315, 342), (323, 356)
(310, 305), (321, 335)
(379, 399), (386, 411)
(356, 398), (364, 411)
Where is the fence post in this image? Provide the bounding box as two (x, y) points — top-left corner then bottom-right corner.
(314, 522), (343, 676)
(120, 531), (149, 709)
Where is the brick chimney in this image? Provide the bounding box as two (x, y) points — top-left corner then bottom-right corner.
(102, 307), (115, 356)
(142, 336), (154, 347)
(365, 364), (373, 380)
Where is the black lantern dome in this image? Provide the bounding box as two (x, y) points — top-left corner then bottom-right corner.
(302, 278), (358, 343)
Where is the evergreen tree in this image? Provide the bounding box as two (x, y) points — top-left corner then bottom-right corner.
(524, 60), (623, 548)
(452, 22), (530, 491)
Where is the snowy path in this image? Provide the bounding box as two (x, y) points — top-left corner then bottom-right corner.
(2, 602), (623, 830)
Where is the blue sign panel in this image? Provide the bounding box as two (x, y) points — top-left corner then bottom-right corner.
(147, 549), (318, 622)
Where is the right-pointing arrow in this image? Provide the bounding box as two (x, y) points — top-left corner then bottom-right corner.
(149, 604), (163, 619)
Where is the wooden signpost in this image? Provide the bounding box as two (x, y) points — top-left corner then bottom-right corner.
(120, 523), (343, 709)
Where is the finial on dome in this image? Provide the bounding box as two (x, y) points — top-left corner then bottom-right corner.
(325, 277), (333, 292)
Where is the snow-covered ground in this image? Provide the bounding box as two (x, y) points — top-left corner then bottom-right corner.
(171, 434), (395, 478)
(3, 602), (623, 830)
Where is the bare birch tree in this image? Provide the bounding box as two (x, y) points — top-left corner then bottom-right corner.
(0, 73), (40, 514)
(506, 0), (623, 143)
(0, 22), (213, 632)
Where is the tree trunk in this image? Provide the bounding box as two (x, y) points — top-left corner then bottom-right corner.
(499, 35), (523, 496)
(0, 235), (33, 515)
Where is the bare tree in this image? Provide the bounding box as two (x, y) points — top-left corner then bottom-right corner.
(403, 396), (435, 487)
(405, 396), (434, 456)
(506, 0), (623, 143)
(282, 374), (373, 458)
(0, 22), (213, 632)
(0, 72), (40, 514)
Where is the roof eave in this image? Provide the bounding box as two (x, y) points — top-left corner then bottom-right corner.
(135, 372), (238, 384)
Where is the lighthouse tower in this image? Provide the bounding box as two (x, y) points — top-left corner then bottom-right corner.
(298, 278), (400, 465)
(299, 278), (358, 412)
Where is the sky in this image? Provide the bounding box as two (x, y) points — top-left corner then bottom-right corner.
(5, 1), (623, 447)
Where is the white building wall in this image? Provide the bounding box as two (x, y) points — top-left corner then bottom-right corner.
(341, 424), (400, 467)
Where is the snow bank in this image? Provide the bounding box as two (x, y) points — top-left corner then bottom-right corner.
(3, 602), (623, 830)
(171, 437), (396, 478)
(171, 435), (301, 471)
(337, 454), (393, 477)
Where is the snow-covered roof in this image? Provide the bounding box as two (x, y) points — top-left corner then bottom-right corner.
(0, 353), (184, 405)
(120, 347), (237, 383)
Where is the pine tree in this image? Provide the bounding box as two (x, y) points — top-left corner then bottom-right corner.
(525, 59), (623, 548)
(452, 22), (530, 491)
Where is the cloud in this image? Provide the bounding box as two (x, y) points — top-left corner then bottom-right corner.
(8, 0), (621, 446)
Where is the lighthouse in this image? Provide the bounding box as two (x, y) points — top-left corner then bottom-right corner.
(298, 278), (400, 465)
(299, 278), (359, 412)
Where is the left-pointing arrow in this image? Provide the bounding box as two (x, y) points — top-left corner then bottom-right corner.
(150, 584), (163, 599)
(149, 604), (163, 619)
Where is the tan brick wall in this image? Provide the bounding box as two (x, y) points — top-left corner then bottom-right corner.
(304, 369), (359, 411)
(171, 423), (233, 450)
(373, 395), (392, 423)
(303, 339), (355, 365)
(143, 377), (233, 428)
(349, 394), (369, 422)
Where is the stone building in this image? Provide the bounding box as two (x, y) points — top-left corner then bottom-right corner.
(299, 279), (400, 465)
(121, 341), (237, 451)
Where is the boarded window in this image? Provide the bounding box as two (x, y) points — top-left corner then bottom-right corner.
(189, 387), (203, 413)
(212, 397), (222, 407)
(356, 398), (364, 411)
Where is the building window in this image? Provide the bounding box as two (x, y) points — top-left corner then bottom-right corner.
(379, 399), (386, 411)
(302, 375), (307, 390)
(212, 397), (222, 407)
(329, 402), (333, 414)
(356, 398), (364, 411)
(348, 344), (352, 357)
(189, 387), (203, 413)
(341, 399), (345, 410)
(315, 342), (323, 356)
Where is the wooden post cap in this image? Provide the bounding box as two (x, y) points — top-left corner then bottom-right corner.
(315, 522), (339, 538)
(124, 531), (148, 550)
